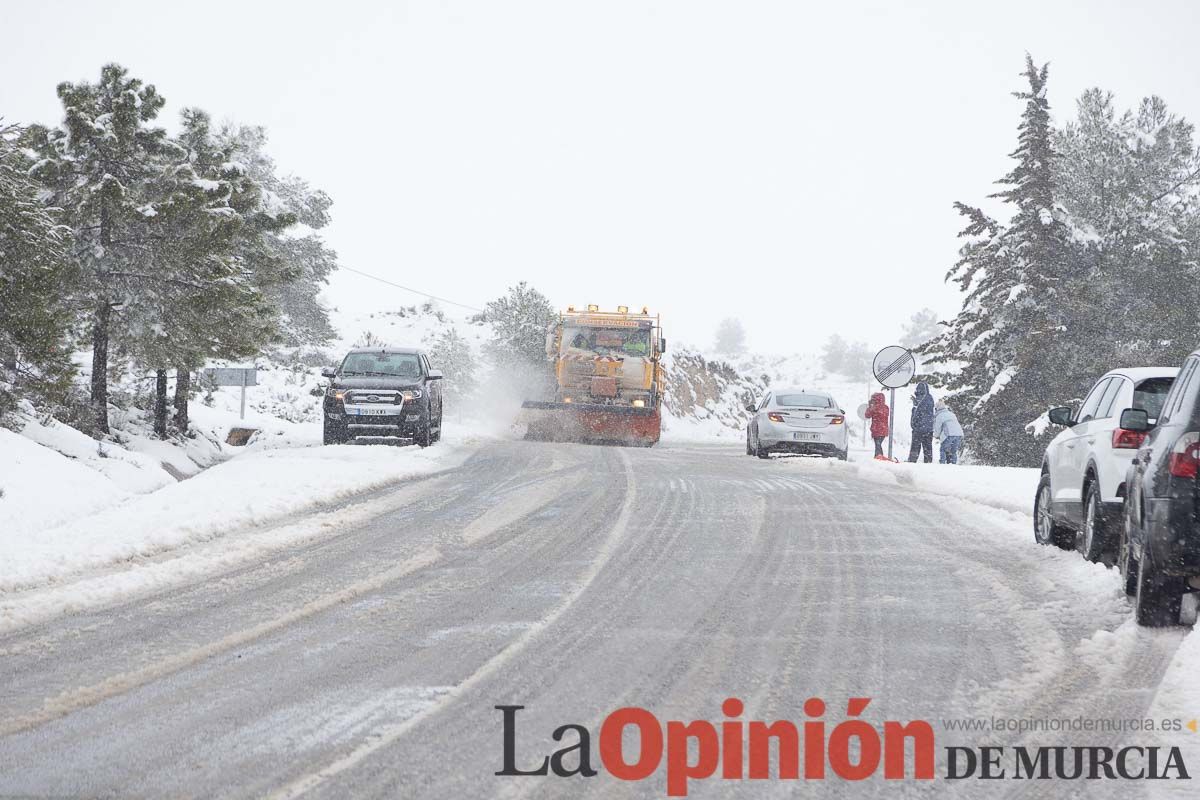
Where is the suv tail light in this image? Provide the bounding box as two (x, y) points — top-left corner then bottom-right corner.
(1112, 428), (1147, 450)
(1169, 432), (1200, 479)
(828, 415), (845, 425)
(767, 412), (785, 423)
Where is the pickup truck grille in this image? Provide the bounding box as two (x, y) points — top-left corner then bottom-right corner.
(344, 390), (402, 405)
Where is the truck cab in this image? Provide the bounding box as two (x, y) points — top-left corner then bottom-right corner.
(522, 305), (666, 446)
(322, 347), (443, 446)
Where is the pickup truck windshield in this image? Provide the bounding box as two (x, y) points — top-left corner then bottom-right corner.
(340, 353), (422, 378)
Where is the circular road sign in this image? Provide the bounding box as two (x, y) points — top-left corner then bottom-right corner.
(872, 346), (917, 389)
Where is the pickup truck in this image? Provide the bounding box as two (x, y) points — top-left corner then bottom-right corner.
(321, 346), (444, 446)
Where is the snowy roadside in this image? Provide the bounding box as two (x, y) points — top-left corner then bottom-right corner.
(0, 429), (479, 604)
(780, 448), (1200, 771)
(795, 452), (1039, 515)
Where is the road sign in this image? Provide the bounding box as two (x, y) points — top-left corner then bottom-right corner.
(203, 367), (257, 420)
(872, 346), (918, 461)
(203, 367), (257, 387)
(872, 346), (916, 389)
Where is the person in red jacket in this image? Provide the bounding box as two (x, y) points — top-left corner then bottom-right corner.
(864, 392), (890, 458)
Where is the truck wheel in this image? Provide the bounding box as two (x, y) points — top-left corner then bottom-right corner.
(1033, 474), (1071, 549)
(1134, 550), (1183, 627)
(415, 412), (433, 448)
(323, 421), (347, 445)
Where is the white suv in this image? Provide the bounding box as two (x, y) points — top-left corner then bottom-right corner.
(1034, 367), (1178, 561)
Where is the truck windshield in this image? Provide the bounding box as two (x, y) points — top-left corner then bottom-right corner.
(562, 326), (651, 357)
(340, 353), (422, 378)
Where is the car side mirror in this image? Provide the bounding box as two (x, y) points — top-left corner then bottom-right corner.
(321, 367), (337, 379)
(1120, 408), (1151, 433)
(745, 402), (757, 413)
(660, 338), (667, 354)
(1048, 406), (1074, 427)
(426, 369), (444, 381)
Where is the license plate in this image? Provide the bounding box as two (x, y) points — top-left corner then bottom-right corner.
(348, 407), (393, 416)
(792, 432), (820, 441)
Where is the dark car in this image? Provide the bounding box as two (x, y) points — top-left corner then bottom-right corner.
(321, 347), (444, 446)
(1118, 348), (1200, 626)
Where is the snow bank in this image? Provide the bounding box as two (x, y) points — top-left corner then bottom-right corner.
(0, 432), (474, 595)
(789, 457), (1040, 515)
(18, 408), (178, 493)
(0, 427), (132, 540)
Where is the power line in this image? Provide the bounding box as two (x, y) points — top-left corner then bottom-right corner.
(338, 265), (485, 313)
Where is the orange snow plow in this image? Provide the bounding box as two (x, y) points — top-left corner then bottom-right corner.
(521, 305), (666, 447)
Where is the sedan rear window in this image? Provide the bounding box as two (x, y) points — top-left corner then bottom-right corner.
(775, 394), (832, 408)
(1134, 377), (1174, 421)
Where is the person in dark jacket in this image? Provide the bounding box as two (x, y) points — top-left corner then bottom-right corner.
(864, 392), (890, 458)
(908, 381), (935, 463)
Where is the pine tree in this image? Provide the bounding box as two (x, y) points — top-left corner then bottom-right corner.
(821, 334), (848, 373)
(714, 318), (747, 356)
(217, 124), (338, 348)
(428, 328), (477, 409)
(0, 122), (74, 419)
(25, 64), (184, 434)
(900, 308), (941, 349)
(482, 282), (557, 368)
(922, 56), (1078, 466)
(1055, 90), (1200, 365)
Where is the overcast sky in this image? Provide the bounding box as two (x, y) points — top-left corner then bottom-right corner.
(5, 0), (1200, 354)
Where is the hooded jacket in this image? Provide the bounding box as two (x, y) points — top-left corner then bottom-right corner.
(910, 382), (935, 434)
(933, 406), (964, 439)
(864, 392), (890, 437)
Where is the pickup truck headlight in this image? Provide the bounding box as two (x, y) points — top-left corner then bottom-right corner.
(401, 389), (423, 401)
(325, 387), (346, 400)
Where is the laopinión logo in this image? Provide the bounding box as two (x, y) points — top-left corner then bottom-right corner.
(495, 698), (1190, 796)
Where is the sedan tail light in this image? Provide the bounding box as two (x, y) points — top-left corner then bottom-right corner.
(828, 415), (845, 425)
(1168, 432), (1200, 479)
(767, 412), (785, 423)
(1112, 428), (1147, 450)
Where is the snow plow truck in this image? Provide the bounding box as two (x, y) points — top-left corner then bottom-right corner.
(522, 305), (666, 446)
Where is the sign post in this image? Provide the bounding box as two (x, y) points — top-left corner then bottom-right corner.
(871, 346), (917, 461)
(203, 367), (258, 421)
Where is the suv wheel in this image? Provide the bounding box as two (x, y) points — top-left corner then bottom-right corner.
(1134, 549), (1183, 627)
(1033, 474), (1072, 549)
(1077, 482), (1110, 562)
(1118, 502), (1139, 596)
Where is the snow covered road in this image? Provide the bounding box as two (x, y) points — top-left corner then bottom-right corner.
(0, 440), (1194, 797)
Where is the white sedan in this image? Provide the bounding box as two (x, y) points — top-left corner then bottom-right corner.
(746, 388), (848, 460)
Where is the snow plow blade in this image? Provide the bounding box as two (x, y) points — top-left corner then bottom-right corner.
(520, 401), (661, 447)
